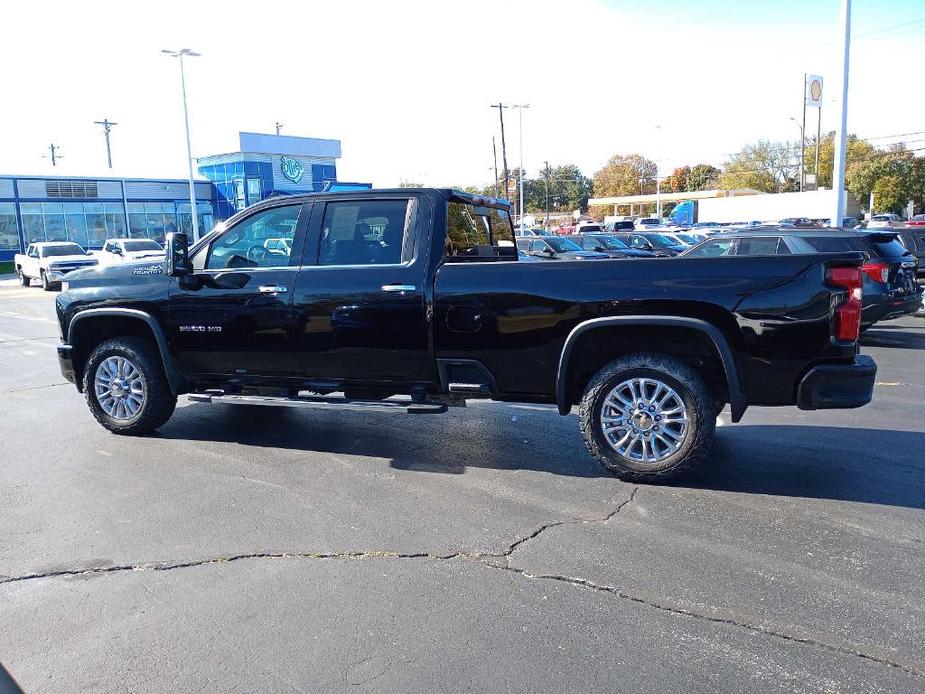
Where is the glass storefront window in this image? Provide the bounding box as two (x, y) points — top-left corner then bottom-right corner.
(64, 203), (90, 248)
(84, 203), (107, 248)
(0, 203), (19, 250)
(128, 203), (147, 239)
(105, 203), (126, 238)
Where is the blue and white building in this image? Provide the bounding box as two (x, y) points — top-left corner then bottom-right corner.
(0, 132), (366, 262)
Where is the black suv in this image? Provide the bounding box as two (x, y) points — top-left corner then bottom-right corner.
(682, 229), (923, 328)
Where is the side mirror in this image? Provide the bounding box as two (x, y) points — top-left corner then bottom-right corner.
(544, 247), (555, 256)
(112, 246), (122, 255)
(165, 232), (191, 277)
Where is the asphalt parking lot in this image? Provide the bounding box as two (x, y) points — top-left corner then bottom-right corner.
(0, 280), (923, 693)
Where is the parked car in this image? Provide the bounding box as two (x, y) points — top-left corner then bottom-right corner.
(516, 235), (610, 260)
(610, 231), (690, 257)
(574, 221), (604, 234)
(95, 238), (165, 264)
(634, 217), (663, 230)
(514, 227), (548, 237)
(895, 227), (925, 277)
(681, 229), (922, 329)
(905, 214), (925, 227)
(14, 241), (98, 291)
(55, 187), (878, 483)
(567, 234), (655, 258)
(868, 214), (904, 229)
(604, 220), (635, 232)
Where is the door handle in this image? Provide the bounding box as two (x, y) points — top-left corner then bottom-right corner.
(258, 285), (288, 294)
(381, 284), (416, 293)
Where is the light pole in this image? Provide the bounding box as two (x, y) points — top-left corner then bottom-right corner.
(544, 160), (550, 227)
(655, 124), (662, 218)
(490, 104), (510, 202)
(789, 116), (805, 191)
(512, 104), (529, 231)
(830, 0), (851, 227)
(162, 48), (201, 241)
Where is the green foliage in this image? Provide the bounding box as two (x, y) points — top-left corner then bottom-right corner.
(871, 175), (907, 214)
(804, 133), (876, 189)
(718, 140), (800, 193)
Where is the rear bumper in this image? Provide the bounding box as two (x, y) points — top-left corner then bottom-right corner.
(57, 343), (76, 386)
(862, 293), (923, 327)
(796, 355), (876, 410)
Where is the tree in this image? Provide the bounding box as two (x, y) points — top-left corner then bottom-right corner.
(872, 175), (906, 214)
(847, 145), (922, 213)
(718, 140), (800, 193)
(804, 133), (876, 189)
(687, 164), (721, 191)
(666, 166), (691, 193)
(519, 164), (592, 217)
(592, 154), (657, 198)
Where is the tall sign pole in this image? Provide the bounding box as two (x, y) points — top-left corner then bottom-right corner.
(492, 136), (500, 198)
(94, 118), (118, 169)
(799, 74), (806, 192)
(830, 0), (851, 227)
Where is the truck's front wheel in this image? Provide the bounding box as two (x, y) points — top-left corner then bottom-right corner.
(579, 353), (715, 483)
(83, 337), (177, 435)
(18, 269), (29, 286)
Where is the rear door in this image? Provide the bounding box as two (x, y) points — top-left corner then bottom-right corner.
(168, 201), (309, 377)
(292, 195), (430, 383)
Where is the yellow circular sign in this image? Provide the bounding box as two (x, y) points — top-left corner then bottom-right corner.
(810, 79), (822, 102)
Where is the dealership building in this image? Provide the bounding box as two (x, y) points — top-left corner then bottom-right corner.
(0, 132), (360, 262)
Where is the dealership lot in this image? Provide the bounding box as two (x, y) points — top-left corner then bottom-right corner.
(0, 281), (923, 692)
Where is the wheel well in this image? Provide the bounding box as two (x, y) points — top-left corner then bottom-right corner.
(563, 325), (730, 409)
(70, 316), (160, 387)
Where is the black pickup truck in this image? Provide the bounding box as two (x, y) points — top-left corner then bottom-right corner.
(55, 188), (877, 482)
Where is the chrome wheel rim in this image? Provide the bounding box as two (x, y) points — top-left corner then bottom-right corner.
(94, 356), (145, 420)
(599, 377), (689, 464)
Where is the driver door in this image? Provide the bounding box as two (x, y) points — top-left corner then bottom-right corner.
(168, 202), (311, 378)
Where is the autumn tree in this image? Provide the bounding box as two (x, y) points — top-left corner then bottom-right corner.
(718, 140), (800, 193)
(592, 154), (657, 198)
(804, 133), (876, 189)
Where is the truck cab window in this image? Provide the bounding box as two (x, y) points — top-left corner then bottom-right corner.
(206, 205), (300, 270)
(445, 202), (515, 260)
(319, 199), (410, 266)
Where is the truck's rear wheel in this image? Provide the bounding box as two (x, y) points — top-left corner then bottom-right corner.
(83, 337), (176, 435)
(579, 353), (715, 483)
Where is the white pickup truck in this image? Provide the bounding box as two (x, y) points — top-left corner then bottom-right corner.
(92, 238), (165, 265)
(14, 241), (98, 291)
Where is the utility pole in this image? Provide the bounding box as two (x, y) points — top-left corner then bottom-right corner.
(94, 118), (118, 169)
(492, 136), (500, 198)
(275, 121), (284, 135)
(512, 104), (530, 231)
(830, 0), (851, 227)
(544, 160), (550, 227)
(162, 48), (201, 241)
(490, 103), (509, 202)
(45, 143), (63, 166)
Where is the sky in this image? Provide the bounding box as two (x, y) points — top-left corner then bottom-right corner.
(0, 0), (922, 188)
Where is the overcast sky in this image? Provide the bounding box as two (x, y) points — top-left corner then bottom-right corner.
(1, 0), (922, 187)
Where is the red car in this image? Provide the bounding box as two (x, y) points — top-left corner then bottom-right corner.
(907, 214), (925, 227)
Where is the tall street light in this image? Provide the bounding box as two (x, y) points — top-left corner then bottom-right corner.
(789, 116), (805, 191)
(655, 124), (662, 218)
(162, 48), (201, 241)
(512, 104), (529, 231)
(830, 0), (851, 226)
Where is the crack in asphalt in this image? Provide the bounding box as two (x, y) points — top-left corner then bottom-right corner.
(0, 382), (69, 395)
(2, 484), (921, 680)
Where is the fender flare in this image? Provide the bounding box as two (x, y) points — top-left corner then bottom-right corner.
(67, 308), (185, 395)
(555, 315), (747, 421)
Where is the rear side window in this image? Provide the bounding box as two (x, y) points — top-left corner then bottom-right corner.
(318, 199), (410, 266)
(684, 239), (733, 257)
(803, 236), (867, 253)
(735, 237), (786, 256)
(446, 202), (515, 261)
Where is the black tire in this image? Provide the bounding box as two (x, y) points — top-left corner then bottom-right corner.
(40, 270), (58, 291)
(579, 353), (715, 483)
(18, 270), (29, 287)
(83, 337), (177, 435)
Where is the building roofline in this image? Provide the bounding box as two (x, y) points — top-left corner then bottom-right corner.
(0, 173), (211, 184)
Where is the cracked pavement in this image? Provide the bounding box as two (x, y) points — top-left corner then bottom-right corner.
(1, 283), (924, 692)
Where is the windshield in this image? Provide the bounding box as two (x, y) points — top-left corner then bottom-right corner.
(43, 243), (85, 256)
(593, 235), (630, 250)
(546, 237), (583, 252)
(122, 240), (163, 252)
(578, 224), (602, 233)
(639, 219), (660, 225)
(871, 215), (891, 221)
(645, 233), (685, 248)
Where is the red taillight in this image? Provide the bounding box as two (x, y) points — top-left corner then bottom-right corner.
(861, 262), (890, 284)
(826, 266), (862, 342)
